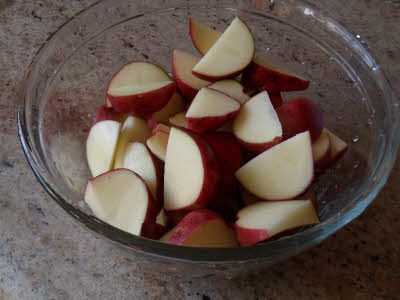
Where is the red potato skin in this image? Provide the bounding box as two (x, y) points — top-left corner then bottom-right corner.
(276, 98), (324, 142)
(186, 109), (240, 133)
(258, 228), (302, 244)
(107, 82), (176, 119)
(85, 169), (161, 239)
(173, 73), (201, 101)
(202, 132), (242, 193)
(234, 224), (270, 247)
(141, 223), (167, 240)
(236, 136), (282, 154)
(236, 220), (317, 246)
(166, 127), (221, 212)
(165, 210), (191, 229)
(172, 52), (204, 101)
(93, 105), (125, 125)
(268, 92), (283, 109)
(202, 132), (243, 222)
(167, 209), (228, 245)
(241, 61), (309, 93)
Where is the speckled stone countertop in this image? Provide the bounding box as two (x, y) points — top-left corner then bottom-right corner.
(0, 0), (399, 299)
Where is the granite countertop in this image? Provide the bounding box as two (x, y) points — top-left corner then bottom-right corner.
(0, 0), (399, 299)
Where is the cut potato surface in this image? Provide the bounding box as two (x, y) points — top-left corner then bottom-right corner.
(86, 120), (121, 177)
(164, 128), (204, 210)
(186, 88), (240, 117)
(235, 131), (313, 200)
(84, 169), (154, 236)
(233, 91), (282, 144)
(192, 17), (254, 79)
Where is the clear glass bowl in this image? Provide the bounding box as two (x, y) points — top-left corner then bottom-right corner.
(17, 0), (399, 278)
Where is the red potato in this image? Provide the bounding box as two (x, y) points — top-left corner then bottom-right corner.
(235, 131), (314, 201)
(189, 19), (306, 92)
(185, 87), (241, 133)
(163, 127), (220, 211)
(141, 209), (168, 239)
(241, 56), (309, 93)
(239, 185), (262, 207)
(140, 223), (167, 240)
(151, 92), (186, 125)
(217, 120), (233, 133)
(156, 209), (167, 227)
(203, 132), (243, 222)
(165, 210), (191, 229)
(146, 130), (169, 162)
(160, 226), (176, 242)
(169, 111), (188, 128)
(208, 191), (241, 223)
(189, 19), (222, 56)
(233, 91), (283, 153)
(325, 129), (348, 164)
(268, 92), (283, 109)
(298, 189), (317, 208)
(172, 50), (211, 100)
(152, 123), (171, 135)
(207, 80), (250, 105)
(93, 105), (126, 125)
(163, 209), (238, 247)
(121, 142), (163, 201)
(106, 96), (112, 108)
(192, 17), (255, 81)
(107, 61), (176, 118)
(86, 120), (122, 177)
(235, 200), (319, 246)
(276, 97), (324, 142)
(312, 128), (331, 171)
(84, 169), (160, 238)
(202, 132), (242, 193)
(114, 116), (152, 169)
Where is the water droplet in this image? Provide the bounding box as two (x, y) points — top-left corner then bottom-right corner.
(361, 97), (366, 103)
(353, 161), (359, 169)
(356, 34), (361, 39)
(367, 118), (374, 125)
(353, 135), (359, 142)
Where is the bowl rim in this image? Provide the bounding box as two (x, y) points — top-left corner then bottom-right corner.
(17, 0), (400, 262)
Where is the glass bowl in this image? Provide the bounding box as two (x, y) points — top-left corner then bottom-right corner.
(17, 0), (399, 278)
